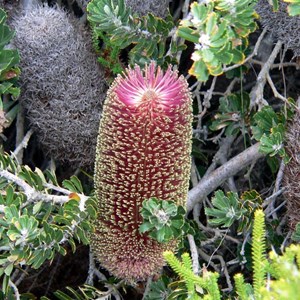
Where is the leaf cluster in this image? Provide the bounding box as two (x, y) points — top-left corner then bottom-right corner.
(211, 94), (294, 167)
(270, 0), (300, 16)
(41, 284), (119, 300)
(87, 0), (179, 72)
(0, 153), (96, 289)
(163, 251), (220, 300)
(210, 92), (252, 136)
(205, 189), (262, 232)
(251, 105), (293, 164)
(178, 0), (257, 81)
(234, 210), (300, 300)
(0, 8), (20, 132)
(164, 210), (300, 300)
(139, 198), (187, 243)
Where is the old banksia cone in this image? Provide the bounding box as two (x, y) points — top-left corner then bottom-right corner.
(91, 63), (192, 281)
(283, 110), (300, 229)
(11, 5), (106, 168)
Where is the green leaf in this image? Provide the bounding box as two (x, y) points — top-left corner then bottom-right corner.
(33, 201), (43, 215)
(251, 106), (279, 140)
(259, 132), (283, 156)
(287, 3), (300, 16)
(155, 228), (165, 243)
(70, 176), (83, 193)
(0, 24), (14, 49)
(190, 60), (209, 82)
(177, 27), (199, 44)
(53, 290), (75, 300)
(139, 222), (153, 233)
(0, 49), (19, 75)
(271, 0), (279, 10)
(4, 263), (13, 276)
(140, 199), (187, 243)
(62, 179), (77, 193)
(206, 12), (218, 35)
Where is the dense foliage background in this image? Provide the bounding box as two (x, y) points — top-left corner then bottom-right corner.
(0, 0), (300, 299)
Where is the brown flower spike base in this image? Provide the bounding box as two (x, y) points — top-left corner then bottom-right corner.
(91, 63), (193, 281)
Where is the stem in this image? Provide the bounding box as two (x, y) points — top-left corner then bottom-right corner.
(187, 234), (200, 275)
(249, 40), (283, 109)
(187, 143), (265, 212)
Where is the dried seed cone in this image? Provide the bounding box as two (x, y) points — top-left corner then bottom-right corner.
(283, 111), (300, 229)
(256, 0), (300, 57)
(11, 5), (106, 168)
(91, 63), (192, 281)
(125, 0), (169, 18)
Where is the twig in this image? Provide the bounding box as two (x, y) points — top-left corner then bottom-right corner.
(250, 59), (299, 69)
(9, 280), (20, 300)
(266, 73), (288, 102)
(225, 77), (240, 95)
(13, 129), (33, 158)
(15, 267), (28, 286)
(240, 232), (250, 264)
(0, 169), (88, 209)
(262, 188), (286, 207)
(190, 157), (200, 187)
(218, 139), (237, 192)
(212, 255), (233, 292)
(202, 136), (235, 179)
(43, 183), (72, 195)
(86, 248), (107, 285)
(203, 76), (217, 109)
(45, 255), (62, 296)
(266, 200), (286, 218)
(15, 107), (25, 164)
(249, 40), (283, 109)
(198, 248), (219, 272)
(187, 234), (200, 275)
(280, 230), (291, 252)
(223, 27), (268, 72)
(266, 160), (285, 219)
(187, 143), (265, 212)
(142, 276), (153, 300)
(207, 229), (229, 268)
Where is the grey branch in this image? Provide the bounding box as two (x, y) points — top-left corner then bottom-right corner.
(249, 40), (283, 108)
(187, 143), (265, 212)
(13, 129), (34, 159)
(0, 169), (88, 209)
(187, 234), (200, 275)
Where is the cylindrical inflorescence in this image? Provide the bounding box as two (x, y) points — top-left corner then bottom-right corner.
(11, 5), (107, 168)
(91, 63), (192, 281)
(283, 110), (300, 229)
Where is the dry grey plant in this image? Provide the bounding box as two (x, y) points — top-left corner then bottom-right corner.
(11, 4), (107, 168)
(256, 0), (300, 57)
(283, 109), (300, 229)
(125, 0), (169, 18)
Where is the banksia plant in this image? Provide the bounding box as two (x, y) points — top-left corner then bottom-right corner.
(283, 110), (300, 229)
(11, 5), (107, 168)
(91, 62), (192, 281)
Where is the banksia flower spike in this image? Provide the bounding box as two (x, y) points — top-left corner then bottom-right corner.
(91, 62), (192, 281)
